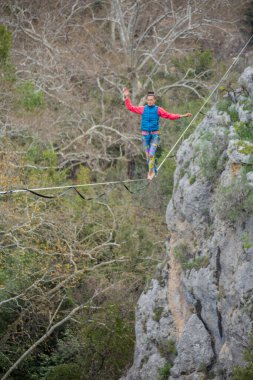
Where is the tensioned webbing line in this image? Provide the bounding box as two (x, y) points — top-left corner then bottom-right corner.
(0, 34), (252, 198)
(0, 179), (147, 196)
(157, 33), (253, 172)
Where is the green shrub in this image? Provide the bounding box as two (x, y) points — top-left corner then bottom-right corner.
(174, 242), (190, 268)
(241, 99), (253, 112)
(173, 242), (209, 270)
(0, 25), (15, 81)
(153, 306), (164, 322)
(184, 256), (209, 270)
(234, 121), (253, 142)
(172, 50), (213, 77)
(197, 132), (228, 182)
(156, 338), (177, 368)
(217, 99), (232, 113)
(199, 149), (227, 181)
(217, 101), (239, 122)
(24, 142), (70, 184)
(242, 233), (253, 250)
(17, 81), (45, 111)
(158, 363), (172, 380)
(228, 105), (239, 122)
(189, 174), (196, 185)
(24, 143), (69, 185)
(0, 24), (12, 63)
(163, 339), (177, 357)
(26, 144), (57, 166)
(214, 173), (253, 222)
(236, 141), (253, 156)
(157, 338), (176, 378)
(232, 335), (253, 379)
(45, 363), (82, 380)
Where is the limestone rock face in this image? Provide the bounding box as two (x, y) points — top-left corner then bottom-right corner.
(120, 262), (175, 380)
(170, 314), (214, 376)
(122, 67), (253, 380)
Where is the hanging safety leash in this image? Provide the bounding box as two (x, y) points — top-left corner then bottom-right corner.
(0, 179), (148, 198)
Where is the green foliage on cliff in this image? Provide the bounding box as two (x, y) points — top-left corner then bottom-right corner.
(196, 129), (229, 182)
(158, 363), (172, 380)
(232, 335), (253, 379)
(214, 168), (253, 222)
(217, 100), (239, 122)
(173, 242), (209, 271)
(234, 121), (253, 141)
(157, 339), (177, 379)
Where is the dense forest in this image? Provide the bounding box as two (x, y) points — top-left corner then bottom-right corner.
(0, 1), (253, 379)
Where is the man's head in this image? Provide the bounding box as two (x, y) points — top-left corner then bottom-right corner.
(146, 91), (156, 106)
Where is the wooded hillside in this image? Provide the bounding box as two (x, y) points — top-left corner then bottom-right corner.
(0, 1), (252, 379)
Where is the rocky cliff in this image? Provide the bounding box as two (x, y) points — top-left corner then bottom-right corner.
(121, 67), (253, 380)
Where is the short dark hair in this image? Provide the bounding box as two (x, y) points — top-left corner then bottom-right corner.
(147, 91), (155, 98)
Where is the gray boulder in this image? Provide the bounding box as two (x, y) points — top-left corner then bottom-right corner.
(170, 314), (215, 377)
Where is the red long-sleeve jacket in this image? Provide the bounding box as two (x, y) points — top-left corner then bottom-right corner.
(125, 98), (181, 120)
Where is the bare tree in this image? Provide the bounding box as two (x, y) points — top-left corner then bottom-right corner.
(0, 190), (129, 378)
(1, 285), (116, 380)
(92, 0), (244, 102)
(0, 0), (249, 175)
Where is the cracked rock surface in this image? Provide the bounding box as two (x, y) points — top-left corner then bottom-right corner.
(120, 262), (174, 380)
(170, 314), (214, 376)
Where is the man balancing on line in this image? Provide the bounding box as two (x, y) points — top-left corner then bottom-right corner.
(123, 88), (192, 180)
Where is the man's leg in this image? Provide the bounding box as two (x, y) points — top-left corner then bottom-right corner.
(148, 135), (159, 180)
(142, 135), (152, 176)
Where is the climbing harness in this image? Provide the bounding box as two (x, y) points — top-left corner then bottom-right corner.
(0, 34), (252, 199)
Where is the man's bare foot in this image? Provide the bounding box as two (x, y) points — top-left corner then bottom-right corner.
(147, 171), (155, 180)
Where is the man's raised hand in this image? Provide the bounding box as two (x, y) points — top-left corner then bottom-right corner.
(123, 87), (130, 99)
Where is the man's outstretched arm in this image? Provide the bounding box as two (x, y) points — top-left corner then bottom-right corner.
(158, 107), (192, 120)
